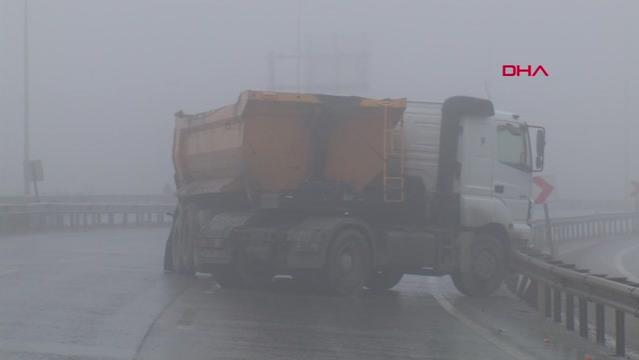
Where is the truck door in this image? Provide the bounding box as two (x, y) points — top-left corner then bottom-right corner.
(493, 122), (532, 225)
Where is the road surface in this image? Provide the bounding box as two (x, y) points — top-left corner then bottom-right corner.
(0, 228), (615, 359)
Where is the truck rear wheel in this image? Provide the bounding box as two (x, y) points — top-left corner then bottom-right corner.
(163, 207), (179, 272)
(451, 233), (506, 297)
(323, 230), (370, 296)
(170, 207), (195, 276)
(163, 224), (175, 272)
(365, 270), (403, 291)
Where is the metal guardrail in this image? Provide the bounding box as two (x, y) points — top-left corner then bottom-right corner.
(513, 211), (639, 356)
(530, 212), (639, 253)
(0, 194), (176, 205)
(0, 203), (175, 234)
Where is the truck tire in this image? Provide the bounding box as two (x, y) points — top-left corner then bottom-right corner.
(235, 247), (274, 290)
(323, 230), (370, 296)
(365, 270), (403, 291)
(163, 227), (174, 272)
(451, 233), (506, 297)
(180, 207), (196, 276)
(163, 208), (179, 272)
(171, 208), (195, 276)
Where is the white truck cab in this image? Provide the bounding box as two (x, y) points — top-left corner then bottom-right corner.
(404, 97), (545, 296)
(404, 99), (545, 240)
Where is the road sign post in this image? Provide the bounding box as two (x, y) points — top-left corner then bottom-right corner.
(25, 159), (43, 202)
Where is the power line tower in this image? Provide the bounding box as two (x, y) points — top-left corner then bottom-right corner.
(268, 34), (370, 95)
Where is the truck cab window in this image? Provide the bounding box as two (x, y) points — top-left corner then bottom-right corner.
(497, 124), (530, 171)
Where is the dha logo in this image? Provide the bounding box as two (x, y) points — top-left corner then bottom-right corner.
(502, 65), (549, 77)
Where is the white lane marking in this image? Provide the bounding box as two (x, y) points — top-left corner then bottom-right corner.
(428, 278), (535, 360)
(613, 242), (639, 283)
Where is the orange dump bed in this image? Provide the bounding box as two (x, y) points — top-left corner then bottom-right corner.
(173, 90), (405, 197)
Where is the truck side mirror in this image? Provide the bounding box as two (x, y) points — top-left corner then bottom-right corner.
(535, 129), (545, 171)
(536, 129), (545, 156)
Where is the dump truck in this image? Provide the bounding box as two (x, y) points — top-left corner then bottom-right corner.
(164, 90), (546, 296)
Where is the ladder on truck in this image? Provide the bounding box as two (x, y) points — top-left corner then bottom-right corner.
(382, 104), (405, 202)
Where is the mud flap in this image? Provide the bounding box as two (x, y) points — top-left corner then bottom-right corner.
(163, 207), (178, 272)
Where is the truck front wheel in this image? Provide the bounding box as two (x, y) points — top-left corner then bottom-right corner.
(324, 230), (370, 296)
(451, 233), (506, 297)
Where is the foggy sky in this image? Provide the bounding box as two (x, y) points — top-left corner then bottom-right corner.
(1, 0), (637, 199)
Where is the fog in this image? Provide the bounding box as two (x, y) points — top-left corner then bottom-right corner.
(0, 0), (637, 199)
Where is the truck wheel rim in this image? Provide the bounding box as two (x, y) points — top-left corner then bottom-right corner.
(340, 250), (354, 275)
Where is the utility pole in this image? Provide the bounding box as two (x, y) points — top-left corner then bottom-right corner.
(295, 0), (301, 92)
(23, 0), (31, 195)
(622, 2), (631, 201)
(267, 35), (369, 94)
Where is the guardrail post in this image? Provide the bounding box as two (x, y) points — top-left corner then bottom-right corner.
(579, 297), (588, 338)
(615, 310), (625, 356)
(553, 288), (561, 322)
(544, 285), (552, 318)
(595, 303), (605, 345)
(108, 213), (114, 226)
(565, 294), (574, 331)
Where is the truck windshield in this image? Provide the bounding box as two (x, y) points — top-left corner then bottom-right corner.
(497, 124), (531, 172)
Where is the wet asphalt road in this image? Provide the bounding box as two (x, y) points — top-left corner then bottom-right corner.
(0, 228), (616, 360)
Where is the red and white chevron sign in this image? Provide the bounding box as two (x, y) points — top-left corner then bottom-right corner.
(532, 176), (554, 204)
